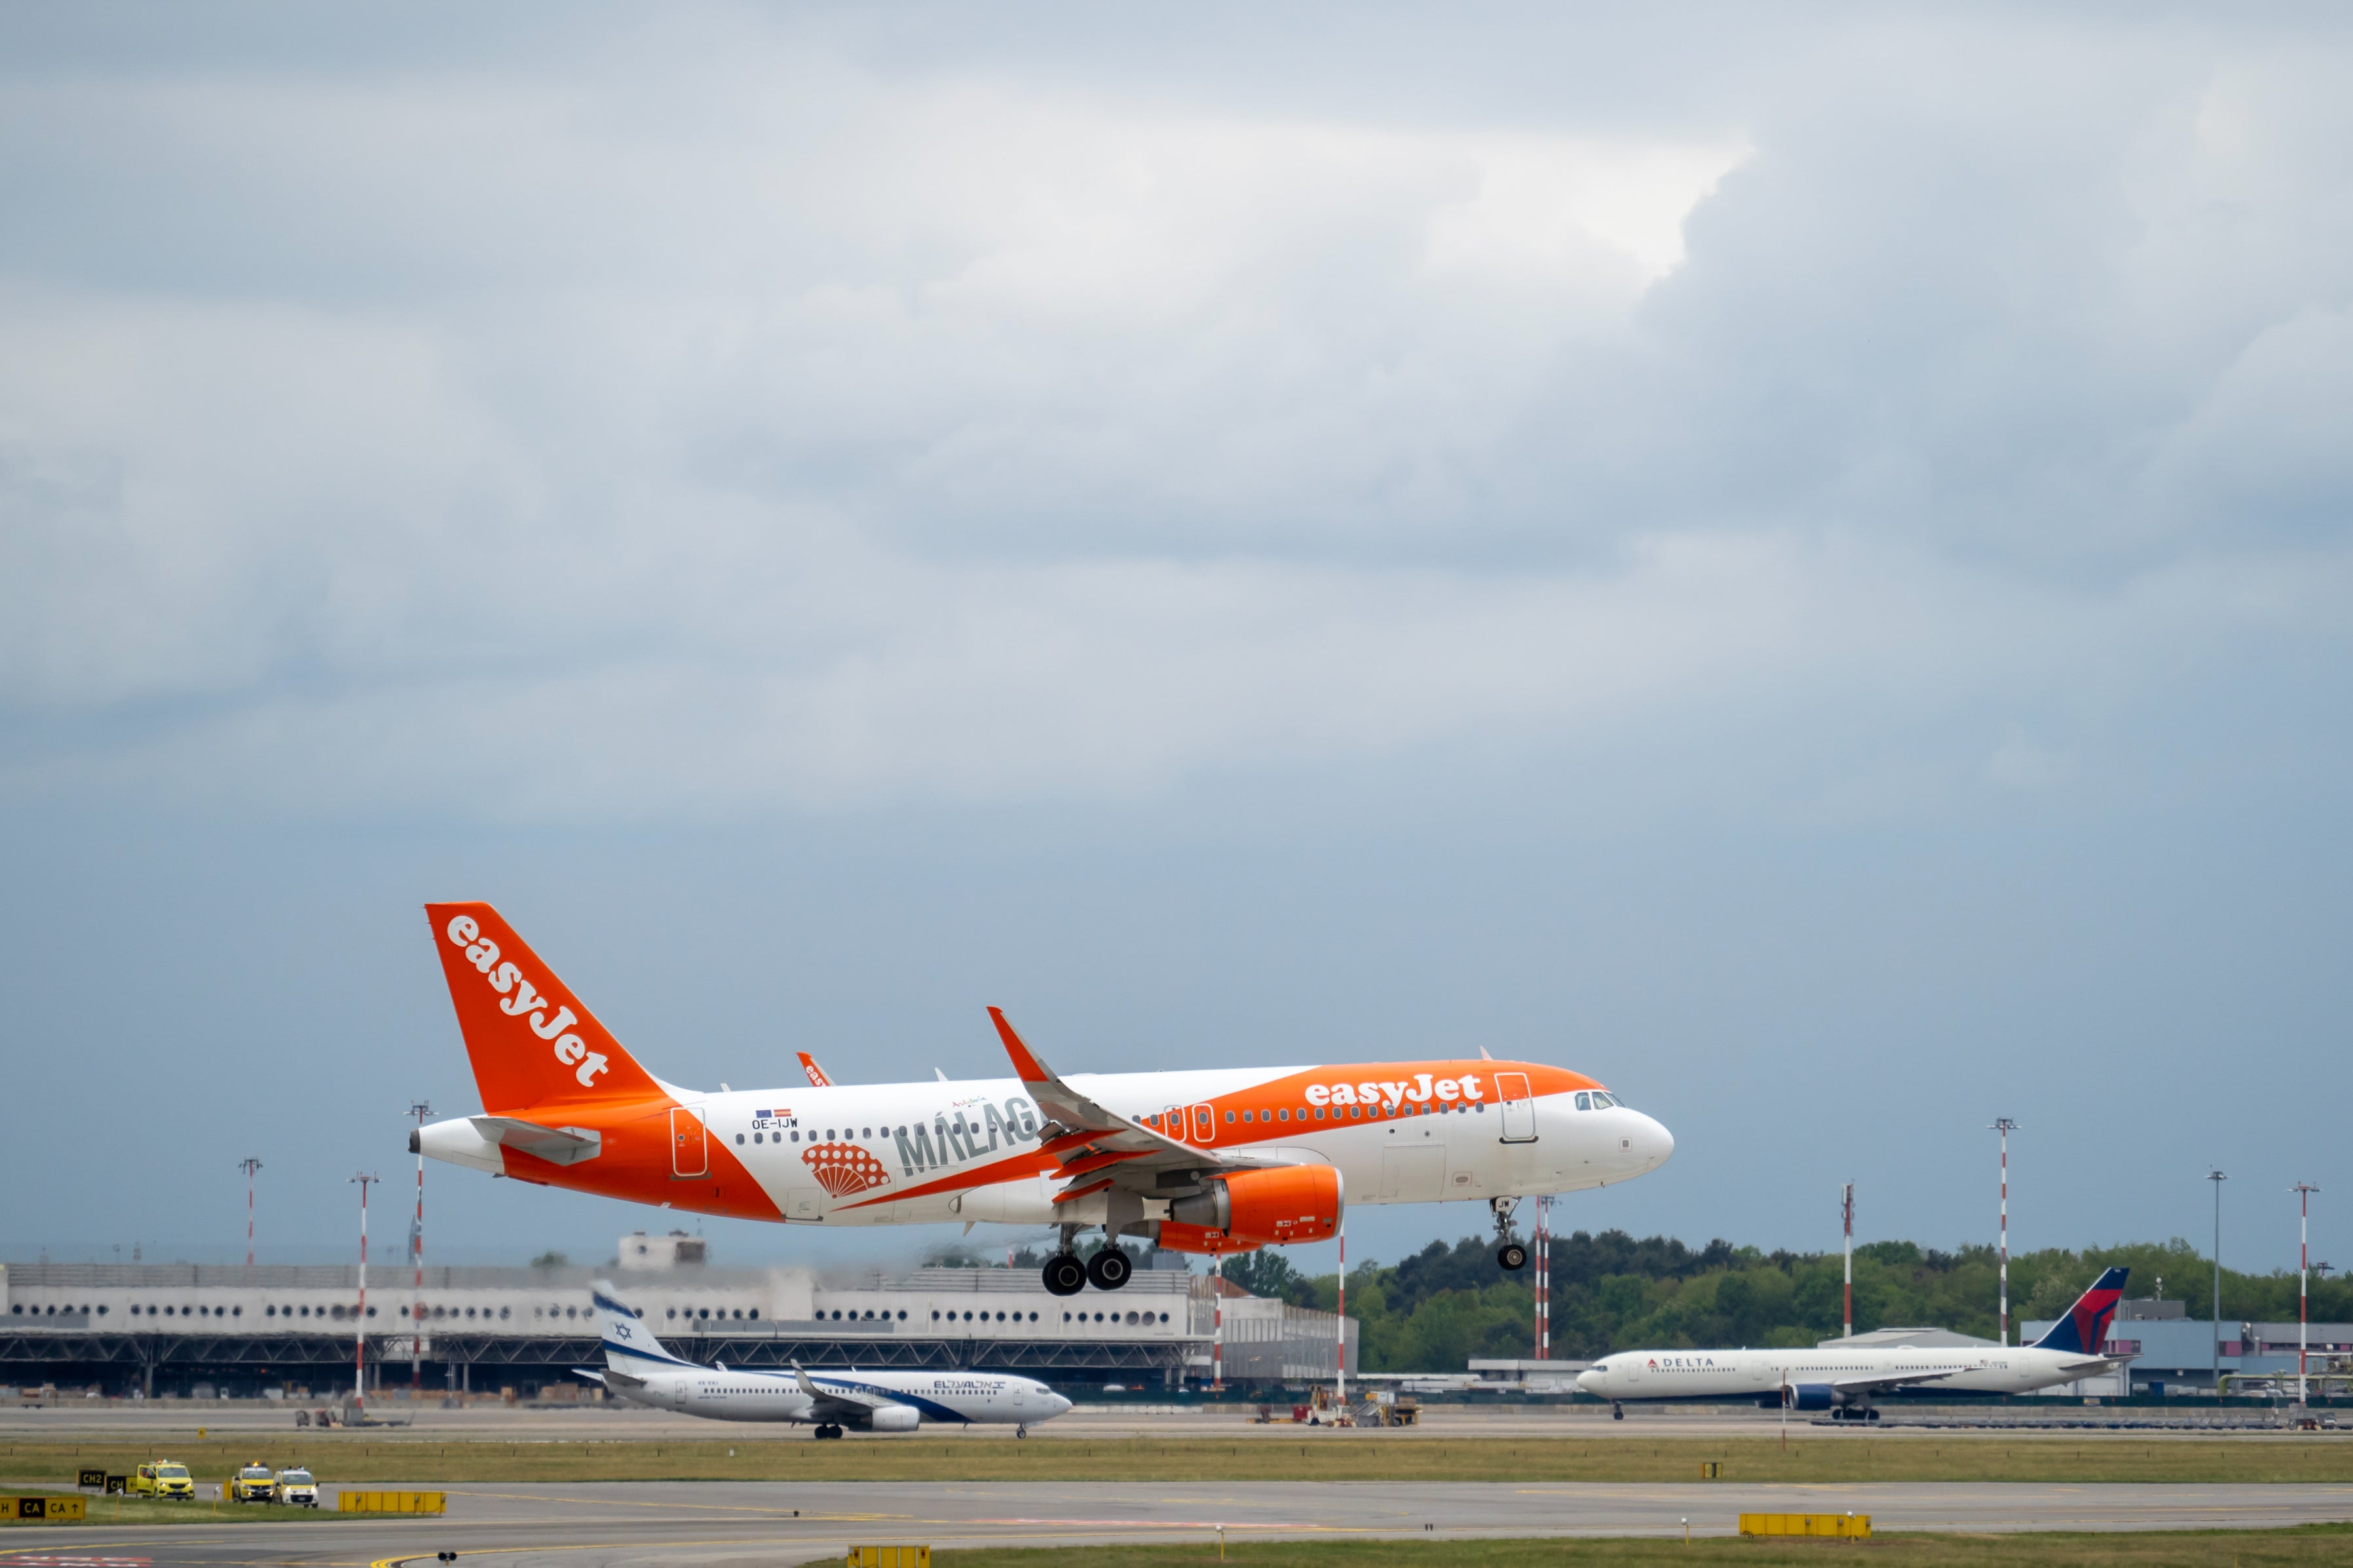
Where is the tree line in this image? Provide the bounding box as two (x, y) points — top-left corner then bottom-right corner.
(1215, 1231), (2353, 1373)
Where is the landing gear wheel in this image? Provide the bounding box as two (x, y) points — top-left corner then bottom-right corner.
(1016, 1423), (1029, 1439)
(1042, 1254), (1087, 1296)
(1496, 1241), (1529, 1272)
(1087, 1246), (1133, 1291)
(1611, 1402), (1624, 1421)
(1866, 1409), (1881, 1423)
(814, 1424), (843, 1440)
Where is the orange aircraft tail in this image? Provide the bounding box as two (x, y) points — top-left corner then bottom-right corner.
(424, 903), (665, 1114)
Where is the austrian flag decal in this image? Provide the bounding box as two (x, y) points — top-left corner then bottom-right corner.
(804, 1141), (891, 1197)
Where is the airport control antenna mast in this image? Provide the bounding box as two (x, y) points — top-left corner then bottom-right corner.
(2295, 1182), (2320, 1404)
(238, 1158), (262, 1268)
(351, 1171), (378, 1411)
(1842, 1182), (1854, 1339)
(1535, 1195), (1551, 1360)
(2207, 1168), (2227, 1392)
(1991, 1119), (2018, 1345)
(410, 1101), (431, 1389)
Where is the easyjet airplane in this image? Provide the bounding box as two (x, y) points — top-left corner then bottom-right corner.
(413, 903), (1674, 1295)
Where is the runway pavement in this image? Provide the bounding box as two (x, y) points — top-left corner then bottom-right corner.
(0, 1402), (2312, 1442)
(3, 1479), (2349, 1568)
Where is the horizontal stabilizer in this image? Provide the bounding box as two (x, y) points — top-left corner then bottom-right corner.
(472, 1115), (603, 1167)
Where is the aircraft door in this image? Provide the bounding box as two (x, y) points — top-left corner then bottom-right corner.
(670, 1105), (707, 1177)
(1495, 1073), (1536, 1143)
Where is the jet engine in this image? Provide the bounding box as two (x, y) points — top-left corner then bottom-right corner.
(859, 1405), (921, 1433)
(1784, 1383), (1835, 1412)
(1164, 1165), (1343, 1250)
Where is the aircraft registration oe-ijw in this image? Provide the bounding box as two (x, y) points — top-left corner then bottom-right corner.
(577, 1286), (1072, 1438)
(1575, 1267), (2132, 1421)
(411, 903), (1674, 1294)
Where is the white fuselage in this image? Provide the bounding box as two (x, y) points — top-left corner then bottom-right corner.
(630, 1070), (1671, 1228)
(1578, 1343), (2111, 1404)
(609, 1363), (1070, 1427)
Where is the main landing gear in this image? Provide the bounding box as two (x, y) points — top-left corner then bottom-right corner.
(1491, 1196), (1529, 1272)
(1830, 1407), (1881, 1423)
(1042, 1253), (1087, 1297)
(1611, 1402), (1624, 1421)
(1041, 1224), (1133, 1296)
(813, 1423), (845, 1440)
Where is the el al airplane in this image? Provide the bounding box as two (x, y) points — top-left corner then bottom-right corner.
(1576, 1267), (2132, 1421)
(411, 903), (1674, 1294)
(578, 1286), (1072, 1438)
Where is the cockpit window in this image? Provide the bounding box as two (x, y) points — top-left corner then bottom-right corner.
(1591, 1091), (1615, 1108)
(1574, 1091), (1591, 1110)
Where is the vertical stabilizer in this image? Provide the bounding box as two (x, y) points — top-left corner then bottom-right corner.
(2030, 1267), (2129, 1354)
(592, 1283), (694, 1372)
(424, 903), (666, 1114)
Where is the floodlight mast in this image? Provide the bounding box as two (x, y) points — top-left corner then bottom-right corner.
(2207, 1169), (2227, 1392)
(351, 1171), (378, 1411)
(238, 1159), (262, 1268)
(1842, 1182), (1854, 1340)
(1991, 1119), (2018, 1346)
(2293, 1183), (2320, 1404)
(410, 1101), (431, 1389)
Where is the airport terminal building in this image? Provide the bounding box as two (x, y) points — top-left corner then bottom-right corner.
(0, 1235), (1355, 1398)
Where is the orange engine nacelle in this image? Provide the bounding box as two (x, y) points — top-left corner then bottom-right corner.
(1164, 1165), (1343, 1251)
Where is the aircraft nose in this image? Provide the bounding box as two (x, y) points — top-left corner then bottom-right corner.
(1634, 1111), (1674, 1170)
(1048, 1392), (1073, 1415)
(1576, 1368), (1605, 1395)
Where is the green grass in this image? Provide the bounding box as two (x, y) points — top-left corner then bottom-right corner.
(2, 1435), (2351, 1486)
(937, 1527), (2353, 1568)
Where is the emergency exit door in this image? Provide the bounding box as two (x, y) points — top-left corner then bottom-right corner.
(670, 1105), (707, 1177)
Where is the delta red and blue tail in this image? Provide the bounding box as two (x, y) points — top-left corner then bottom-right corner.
(2029, 1267), (2128, 1354)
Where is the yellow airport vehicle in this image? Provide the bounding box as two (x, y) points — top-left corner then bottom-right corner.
(227, 1463), (276, 1503)
(128, 1461), (195, 1500)
(272, 1468), (319, 1507)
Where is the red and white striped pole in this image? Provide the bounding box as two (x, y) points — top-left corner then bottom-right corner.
(1336, 1221), (1347, 1409)
(1211, 1255), (1224, 1391)
(1535, 1196), (1550, 1360)
(410, 1102), (430, 1390)
(2294, 1183), (2320, 1404)
(1991, 1119), (2018, 1346)
(351, 1172), (377, 1411)
(239, 1159), (261, 1268)
(1842, 1182), (1854, 1339)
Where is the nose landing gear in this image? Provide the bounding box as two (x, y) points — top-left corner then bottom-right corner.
(1611, 1401), (1624, 1421)
(1490, 1195), (1530, 1272)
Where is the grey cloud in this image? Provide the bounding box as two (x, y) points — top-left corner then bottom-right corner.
(0, 3), (2348, 821)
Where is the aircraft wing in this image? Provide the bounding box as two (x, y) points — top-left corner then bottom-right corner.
(987, 1007), (1304, 1199)
(791, 1362), (907, 1422)
(1829, 1369), (1959, 1395)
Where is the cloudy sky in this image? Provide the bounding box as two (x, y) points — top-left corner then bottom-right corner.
(3, 3), (2348, 1282)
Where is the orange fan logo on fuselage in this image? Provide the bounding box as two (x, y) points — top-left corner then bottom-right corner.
(804, 1142), (891, 1197)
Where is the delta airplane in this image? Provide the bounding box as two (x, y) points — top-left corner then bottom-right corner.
(578, 1286), (1072, 1438)
(1576, 1267), (2131, 1421)
(411, 903), (1674, 1294)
